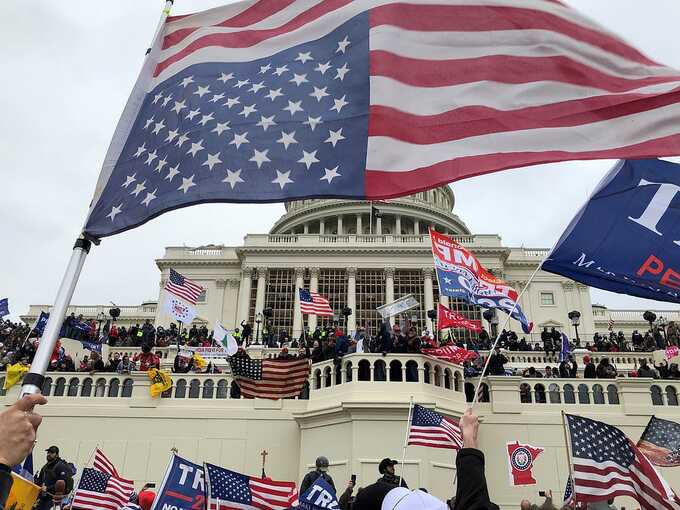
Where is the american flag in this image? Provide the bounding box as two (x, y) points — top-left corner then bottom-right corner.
(164, 268), (204, 305)
(205, 463), (297, 510)
(83, 0), (680, 239)
(566, 414), (680, 510)
(229, 351), (310, 399)
(638, 416), (680, 467)
(563, 475), (574, 505)
(407, 404), (463, 450)
(299, 289), (333, 316)
(94, 448), (120, 477)
(421, 345), (478, 365)
(608, 318), (615, 331)
(71, 468), (135, 510)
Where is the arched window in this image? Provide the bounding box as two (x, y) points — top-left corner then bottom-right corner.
(345, 361), (353, 383)
(607, 384), (620, 405)
(67, 378), (79, 397)
(189, 379), (200, 398)
(217, 380), (229, 399)
(444, 369), (452, 389)
(563, 384), (576, 404)
(406, 361), (419, 382)
(122, 378), (133, 398)
(465, 382), (476, 403)
(175, 379), (187, 398)
(520, 383), (532, 403)
(299, 380), (310, 400)
(203, 379), (214, 399)
(434, 366), (442, 387)
(80, 378), (92, 397)
(424, 363), (431, 384)
(108, 378), (120, 398)
(549, 384), (561, 404)
(651, 385), (664, 406)
(578, 384), (590, 404)
(314, 369), (322, 389)
(666, 386), (678, 406)
(534, 384), (546, 404)
(54, 377), (66, 397)
(230, 381), (241, 399)
(323, 367), (332, 387)
(374, 360), (387, 382)
(358, 360), (370, 381)
(593, 384), (605, 405)
(389, 360), (403, 382)
(454, 371), (462, 392)
(42, 377), (52, 396)
(94, 378), (106, 397)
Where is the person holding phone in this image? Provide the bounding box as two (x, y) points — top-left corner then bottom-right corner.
(338, 476), (356, 510)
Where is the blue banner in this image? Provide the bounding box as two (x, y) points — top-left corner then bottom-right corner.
(33, 312), (50, 336)
(296, 477), (339, 510)
(0, 298), (9, 318)
(544, 159), (680, 303)
(150, 454), (205, 510)
(80, 341), (102, 354)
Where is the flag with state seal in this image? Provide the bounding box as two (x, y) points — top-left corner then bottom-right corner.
(82, 0), (680, 239)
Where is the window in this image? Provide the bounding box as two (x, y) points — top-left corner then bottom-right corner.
(394, 270), (426, 328)
(540, 292), (555, 306)
(356, 270), (384, 335)
(264, 269), (297, 334)
(196, 289), (207, 303)
(318, 269), (348, 324)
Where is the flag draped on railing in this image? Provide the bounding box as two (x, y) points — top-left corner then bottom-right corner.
(82, 0), (680, 239)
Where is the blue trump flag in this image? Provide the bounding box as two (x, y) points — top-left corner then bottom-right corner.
(559, 332), (571, 363)
(543, 159), (680, 304)
(296, 476), (339, 510)
(33, 311), (50, 336)
(0, 298), (9, 318)
(150, 454), (204, 510)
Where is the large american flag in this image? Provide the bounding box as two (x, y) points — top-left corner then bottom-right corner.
(299, 289), (333, 316)
(229, 351), (310, 399)
(71, 468), (135, 510)
(407, 404), (463, 450)
(164, 268), (204, 305)
(205, 463), (297, 510)
(566, 414), (680, 510)
(94, 448), (120, 477)
(83, 0), (680, 239)
(638, 416), (680, 467)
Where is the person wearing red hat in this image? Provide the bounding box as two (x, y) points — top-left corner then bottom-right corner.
(138, 489), (155, 510)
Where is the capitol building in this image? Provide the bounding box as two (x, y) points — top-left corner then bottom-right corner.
(15, 187), (680, 509)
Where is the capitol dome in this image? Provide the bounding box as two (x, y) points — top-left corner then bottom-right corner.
(270, 186), (470, 236)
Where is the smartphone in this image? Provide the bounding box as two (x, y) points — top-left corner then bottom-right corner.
(538, 491), (546, 497)
(145, 482), (156, 489)
(351, 474), (356, 484)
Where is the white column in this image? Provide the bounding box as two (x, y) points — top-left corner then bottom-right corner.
(303, 223), (309, 234)
(236, 267), (253, 324)
(423, 267), (435, 332)
(292, 267), (305, 337)
(308, 268), (320, 331)
(414, 220), (420, 235)
(395, 215), (402, 235)
(347, 267), (357, 334)
(376, 216), (383, 235)
(214, 279), (227, 326)
(337, 215), (343, 235)
(385, 267), (395, 325)
(255, 267), (267, 316)
(224, 279), (241, 328)
(356, 214), (362, 235)
(319, 219), (325, 235)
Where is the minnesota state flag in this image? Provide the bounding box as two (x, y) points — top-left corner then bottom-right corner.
(147, 368), (173, 398)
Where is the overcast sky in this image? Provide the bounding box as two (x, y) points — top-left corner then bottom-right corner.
(2, 0), (680, 321)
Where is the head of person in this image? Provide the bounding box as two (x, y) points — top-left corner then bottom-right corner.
(315, 456), (329, 473)
(520, 500), (532, 510)
(379, 458), (398, 476)
(46, 445), (59, 462)
(640, 359), (648, 367)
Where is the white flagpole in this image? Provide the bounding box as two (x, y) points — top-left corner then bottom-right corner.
(21, 2), (174, 397)
(399, 396), (414, 486)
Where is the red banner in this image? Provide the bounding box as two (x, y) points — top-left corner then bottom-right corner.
(421, 345), (478, 365)
(437, 303), (482, 332)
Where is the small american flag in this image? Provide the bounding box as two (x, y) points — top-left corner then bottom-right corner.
(230, 351), (310, 399)
(165, 268), (204, 305)
(205, 463), (297, 510)
(94, 448), (120, 477)
(608, 318), (615, 331)
(408, 404), (463, 450)
(71, 468), (134, 510)
(299, 289), (333, 316)
(566, 414), (680, 510)
(563, 474), (574, 505)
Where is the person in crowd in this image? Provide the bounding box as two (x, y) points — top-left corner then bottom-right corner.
(637, 358), (657, 378)
(106, 352), (121, 372)
(583, 355), (596, 378)
(0, 393), (47, 510)
(134, 344), (160, 371)
(117, 354), (135, 374)
(378, 458), (407, 488)
(486, 346), (508, 376)
(35, 445), (74, 510)
(88, 352), (105, 373)
(300, 456), (335, 495)
(338, 479), (356, 510)
(173, 353), (195, 373)
(543, 366), (553, 379)
(596, 358), (617, 379)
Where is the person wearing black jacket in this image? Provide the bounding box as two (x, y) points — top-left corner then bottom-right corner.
(173, 353), (195, 373)
(35, 446), (73, 510)
(486, 346), (508, 376)
(0, 394), (47, 510)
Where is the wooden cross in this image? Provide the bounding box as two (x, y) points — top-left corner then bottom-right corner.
(260, 450), (268, 477)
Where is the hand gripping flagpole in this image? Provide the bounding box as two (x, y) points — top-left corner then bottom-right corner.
(20, 1), (174, 397)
